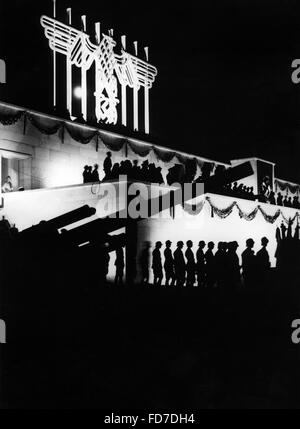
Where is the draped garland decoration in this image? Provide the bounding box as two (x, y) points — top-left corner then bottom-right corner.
(0, 105), (24, 125)
(99, 133), (127, 152)
(128, 140), (153, 157)
(0, 104), (224, 170)
(258, 206), (281, 224)
(206, 197), (236, 219)
(205, 196), (300, 224)
(64, 122), (98, 144)
(153, 146), (177, 162)
(275, 179), (300, 195)
(27, 113), (62, 135)
(182, 199), (206, 216)
(236, 206), (259, 221)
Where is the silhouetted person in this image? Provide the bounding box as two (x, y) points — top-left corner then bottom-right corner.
(225, 241), (240, 291)
(260, 175), (271, 202)
(293, 195), (300, 209)
(276, 192), (283, 206)
(91, 164), (99, 182)
(123, 159), (133, 178)
(241, 238), (256, 288)
(185, 240), (196, 287)
(139, 241), (151, 285)
(174, 241), (186, 286)
(232, 182), (238, 197)
(215, 241), (227, 287)
(132, 160), (140, 181)
(114, 246), (124, 285)
(141, 160), (150, 182)
(196, 241), (206, 286)
(103, 152), (112, 179)
(269, 191), (276, 205)
(82, 165), (89, 183)
(164, 240), (175, 286)
(280, 222), (287, 239)
(154, 166), (164, 184)
(152, 241), (163, 286)
(205, 241), (215, 287)
(256, 237), (270, 285)
(110, 163), (120, 179)
(87, 166), (92, 182)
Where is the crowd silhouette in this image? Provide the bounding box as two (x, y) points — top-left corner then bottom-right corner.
(83, 152), (164, 184)
(81, 154), (300, 209)
(136, 237), (272, 289)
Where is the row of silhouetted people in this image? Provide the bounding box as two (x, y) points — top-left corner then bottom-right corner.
(82, 152), (164, 184)
(82, 155), (300, 209)
(143, 237), (271, 288)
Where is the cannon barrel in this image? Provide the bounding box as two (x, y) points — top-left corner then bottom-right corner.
(63, 218), (127, 245)
(20, 205), (96, 238)
(205, 161), (254, 191)
(77, 232), (127, 254)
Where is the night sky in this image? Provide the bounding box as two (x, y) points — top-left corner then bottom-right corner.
(1, 0), (300, 182)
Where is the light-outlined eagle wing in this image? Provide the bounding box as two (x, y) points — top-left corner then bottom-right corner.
(40, 15), (97, 69)
(115, 51), (157, 89)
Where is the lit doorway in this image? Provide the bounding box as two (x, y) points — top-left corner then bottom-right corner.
(0, 150), (32, 192)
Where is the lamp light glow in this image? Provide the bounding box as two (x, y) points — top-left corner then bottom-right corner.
(74, 86), (82, 99)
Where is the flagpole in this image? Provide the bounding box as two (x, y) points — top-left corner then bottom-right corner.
(133, 41), (139, 131)
(66, 8), (72, 117)
(81, 15), (87, 121)
(53, 0), (57, 109)
(121, 35), (127, 127)
(144, 47), (149, 134)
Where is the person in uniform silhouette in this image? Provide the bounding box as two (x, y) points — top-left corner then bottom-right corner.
(103, 151), (112, 179)
(256, 237), (270, 285)
(139, 241), (151, 285)
(174, 241), (186, 286)
(276, 192), (283, 206)
(241, 238), (256, 288)
(132, 160), (141, 181)
(152, 241), (163, 286)
(82, 166), (89, 183)
(225, 241), (241, 291)
(91, 163), (100, 182)
(205, 241), (215, 287)
(114, 246), (125, 285)
(215, 241), (227, 287)
(87, 166), (93, 182)
(164, 240), (175, 286)
(196, 241), (206, 286)
(185, 240), (196, 287)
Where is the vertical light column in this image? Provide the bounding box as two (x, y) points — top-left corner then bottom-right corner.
(95, 22), (101, 45)
(81, 15), (87, 120)
(133, 41), (139, 131)
(121, 35), (127, 127)
(53, 0), (57, 108)
(144, 46), (149, 134)
(94, 22), (101, 122)
(66, 8), (72, 117)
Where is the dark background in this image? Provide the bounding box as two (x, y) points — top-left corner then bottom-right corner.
(1, 0), (300, 181)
